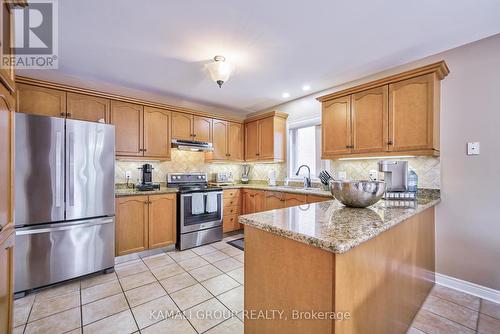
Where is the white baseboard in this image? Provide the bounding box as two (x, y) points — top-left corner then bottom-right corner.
(436, 273), (500, 304)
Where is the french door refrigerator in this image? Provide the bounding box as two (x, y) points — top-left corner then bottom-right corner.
(14, 113), (115, 294)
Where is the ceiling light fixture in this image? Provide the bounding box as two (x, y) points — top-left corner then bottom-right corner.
(206, 55), (233, 88)
(302, 84), (311, 91)
(282, 92), (290, 98)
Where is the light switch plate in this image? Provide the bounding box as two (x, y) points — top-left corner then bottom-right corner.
(467, 142), (480, 155)
(125, 171), (132, 179)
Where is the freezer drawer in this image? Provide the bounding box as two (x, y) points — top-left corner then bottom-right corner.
(14, 217), (115, 293)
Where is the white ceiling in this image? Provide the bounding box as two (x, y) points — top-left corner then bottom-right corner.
(17, 0), (500, 116)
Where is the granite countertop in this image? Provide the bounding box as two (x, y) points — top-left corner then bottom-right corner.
(218, 183), (333, 198)
(115, 187), (178, 197)
(239, 189), (440, 254)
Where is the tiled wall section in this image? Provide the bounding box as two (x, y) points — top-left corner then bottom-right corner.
(330, 156), (441, 189)
(115, 150), (286, 184)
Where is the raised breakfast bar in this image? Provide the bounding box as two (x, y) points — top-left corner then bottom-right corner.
(239, 189), (441, 334)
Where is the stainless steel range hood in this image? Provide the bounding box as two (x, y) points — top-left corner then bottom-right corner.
(171, 139), (214, 152)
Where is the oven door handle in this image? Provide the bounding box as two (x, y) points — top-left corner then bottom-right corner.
(180, 191), (223, 198)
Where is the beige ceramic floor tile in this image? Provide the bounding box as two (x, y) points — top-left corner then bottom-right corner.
(25, 307), (80, 334)
(66, 328), (82, 334)
(233, 253), (244, 263)
(160, 272), (197, 294)
(34, 281), (80, 302)
(478, 313), (500, 334)
(431, 285), (481, 310)
(170, 284), (213, 311)
(12, 326), (25, 334)
(119, 270), (157, 291)
(83, 309), (138, 334)
(178, 257), (210, 271)
(413, 309), (475, 334)
(13, 294), (35, 327)
(210, 241), (231, 250)
(201, 275), (240, 296)
(125, 282), (167, 307)
(201, 250), (231, 263)
(142, 253), (175, 269)
(226, 267), (244, 285)
(185, 298), (231, 333)
(220, 247), (243, 257)
(131, 295), (179, 329)
(212, 258), (243, 273)
(167, 249), (198, 262)
(205, 317), (244, 334)
(140, 317), (196, 334)
(481, 299), (500, 319)
(217, 286), (244, 313)
(29, 291), (80, 322)
(406, 327), (426, 334)
(115, 253), (140, 265)
(422, 295), (478, 329)
(81, 280), (122, 305)
(151, 263), (186, 280)
(189, 264), (223, 282)
(80, 272), (117, 289)
(191, 244), (218, 256)
(115, 261), (149, 278)
(82, 293), (128, 325)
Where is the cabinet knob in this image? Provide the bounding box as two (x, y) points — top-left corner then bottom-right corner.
(60, 112), (65, 117)
(66, 112), (72, 117)
(192, 134), (197, 137)
(387, 141), (393, 145)
(256, 153), (260, 156)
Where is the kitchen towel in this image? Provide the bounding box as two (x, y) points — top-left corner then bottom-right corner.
(206, 193), (218, 213)
(191, 193), (205, 215)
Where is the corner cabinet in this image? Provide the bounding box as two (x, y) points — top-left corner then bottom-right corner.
(115, 194), (176, 256)
(244, 112), (288, 162)
(318, 61), (448, 159)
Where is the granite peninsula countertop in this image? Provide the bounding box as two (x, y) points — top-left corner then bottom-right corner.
(239, 189), (440, 254)
(115, 186), (178, 197)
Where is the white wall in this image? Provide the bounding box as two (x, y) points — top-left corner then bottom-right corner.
(263, 34), (500, 291)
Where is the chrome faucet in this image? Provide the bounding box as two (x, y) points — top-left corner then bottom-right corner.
(295, 165), (312, 188)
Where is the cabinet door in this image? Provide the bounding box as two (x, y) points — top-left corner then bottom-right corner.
(171, 112), (193, 141)
(144, 107), (171, 159)
(17, 84), (67, 117)
(285, 193), (307, 207)
(0, 97), (11, 230)
(254, 191), (265, 212)
(307, 195), (330, 204)
(227, 122), (244, 161)
(0, 230), (14, 334)
(211, 119), (228, 160)
(115, 196), (148, 256)
(148, 194), (176, 249)
(111, 101), (143, 157)
(244, 121), (259, 161)
(389, 74), (436, 152)
(0, 2), (15, 93)
(193, 116), (212, 142)
(351, 86), (388, 154)
(258, 117), (275, 160)
(66, 92), (110, 123)
(322, 96), (351, 157)
(242, 190), (256, 214)
(265, 191), (285, 211)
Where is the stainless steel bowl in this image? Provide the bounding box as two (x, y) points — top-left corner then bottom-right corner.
(329, 180), (386, 208)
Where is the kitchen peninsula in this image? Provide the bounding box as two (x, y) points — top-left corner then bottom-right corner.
(240, 190), (440, 334)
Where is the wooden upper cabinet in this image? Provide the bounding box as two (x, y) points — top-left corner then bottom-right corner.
(66, 93), (110, 123)
(143, 107), (171, 160)
(111, 101), (143, 157)
(389, 74), (438, 152)
(0, 2), (15, 94)
(351, 86), (388, 154)
(115, 196), (148, 256)
(244, 121), (259, 161)
(17, 84), (66, 117)
(0, 97), (11, 230)
(322, 96), (351, 158)
(193, 116), (212, 142)
(211, 119), (228, 160)
(171, 112), (193, 141)
(258, 116), (275, 160)
(227, 122), (243, 161)
(148, 194), (176, 249)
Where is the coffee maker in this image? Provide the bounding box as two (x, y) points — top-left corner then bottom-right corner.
(378, 160), (415, 200)
(136, 163), (160, 191)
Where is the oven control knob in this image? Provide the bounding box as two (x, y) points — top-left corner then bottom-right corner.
(197, 175), (202, 179)
(202, 175), (205, 179)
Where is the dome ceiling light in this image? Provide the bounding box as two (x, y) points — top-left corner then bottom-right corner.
(206, 55), (233, 88)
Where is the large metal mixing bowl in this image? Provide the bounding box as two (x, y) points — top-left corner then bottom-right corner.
(329, 180), (386, 208)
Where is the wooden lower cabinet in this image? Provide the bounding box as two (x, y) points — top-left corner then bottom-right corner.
(307, 194), (331, 204)
(0, 226), (14, 334)
(223, 190), (242, 233)
(116, 194), (176, 256)
(285, 193), (307, 207)
(264, 191), (285, 211)
(242, 189), (265, 214)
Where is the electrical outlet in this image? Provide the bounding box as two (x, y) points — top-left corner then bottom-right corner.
(125, 171), (132, 179)
(369, 169), (378, 181)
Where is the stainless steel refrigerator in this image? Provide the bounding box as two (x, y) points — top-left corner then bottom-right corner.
(14, 113), (115, 294)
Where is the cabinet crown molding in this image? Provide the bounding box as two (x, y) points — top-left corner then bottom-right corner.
(244, 110), (289, 123)
(316, 61), (449, 103)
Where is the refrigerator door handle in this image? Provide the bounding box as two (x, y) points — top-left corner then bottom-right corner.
(15, 218), (114, 235)
(55, 131), (62, 208)
(68, 130), (75, 207)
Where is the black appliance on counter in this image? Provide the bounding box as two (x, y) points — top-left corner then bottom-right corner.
(136, 163), (160, 191)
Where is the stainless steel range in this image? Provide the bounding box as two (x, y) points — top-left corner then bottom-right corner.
(167, 172), (223, 250)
